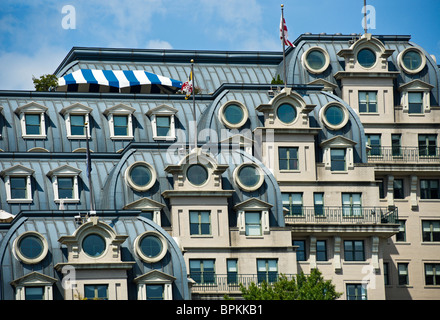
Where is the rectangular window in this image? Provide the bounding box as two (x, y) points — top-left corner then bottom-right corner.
(418, 134), (437, 157)
(282, 193), (303, 216)
(359, 91), (377, 113)
(70, 115), (85, 136)
(366, 134), (381, 156)
(245, 212), (262, 236)
(342, 193), (362, 217)
(189, 259), (215, 284)
(293, 240), (306, 261)
(384, 263), (389, 286)
(316, 240), (327, 261)
(344, 240), (365, 261)
(422, 221), (440, 242)
(190, 210), (211, 235)
(330, 149), (346, 171)
(57, 177), (74, 199)
(346, 284), (367, 300)
(420, 179), (440, 199)
(84, 284), (108, 300)
(257, 259), (278, 283)
(408, 92), (423, 114)
(314, 193), (324, 216)
(278, 147), (299, 170)
(113, 115), (128, 136)
(146, 285), (164, 300)
(378, 179), (385, 199)
(393, 179), (404, 199)
(156, 116), (171, 137)
(425, 264), (440, 286)
(391, 134), (402, 157)
(227, 259), (238, 284)
(25, 114), (41, 135)
(398, 263), (409, 285)
(25, 286), (44, 300)
(10, 177), (27, 199)
(396, 220), (406, 242)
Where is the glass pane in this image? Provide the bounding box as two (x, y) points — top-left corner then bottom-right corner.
(25, 114), (41, 135)
(403, 51), (422, 70)
(70, 115), (85, 125)
(187, 164), (208, 186)
(325, 105), (344, 126)
(10, 177), (27, 199)
(96, 285), (108, 299)
(306, 50), (325, 70)
(200, 211), (210, 223)
(130, 165), (151, 187)
(20, 236), (43, 259)
(357, 48), (376, 68)
(277, 103), (297, 124)
(58, 177), (73, 199)
(140, 235), (162, 258)
(146, 285), (164, 300)
(224, 104), (244, 125)
(25, 287), (44, 300)
(113, 115), (128, 136)
(238, 165), (260, 188)
(156, 116), (170, 136)
(82, 234), (106, 257)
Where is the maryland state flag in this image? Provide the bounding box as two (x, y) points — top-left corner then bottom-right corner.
(182, 70), (193, 99)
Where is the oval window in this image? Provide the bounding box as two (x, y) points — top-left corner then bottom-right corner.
(277, 103), (297, 124)
(224, 104), (244, 125)
(306, 50), (326, 70)
(357, 48), (376, 68)
(82, 234), (106, 257)
(324, 105), (345, 126)
(403, 50), (422, 70)
(125, 162), (156, 192)
(140, 235), (163, 258)
(235, 163), (264, 191)
(187, 164), (208, 186)
(19, 235), (44, 260)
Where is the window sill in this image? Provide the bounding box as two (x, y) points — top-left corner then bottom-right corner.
(110, 136), (134, 140)
(67, 135), (89, 140)
(153, 136), (176, 142)
(7, 199), (33, 204)
(55, 199), (80, 203)
(22, 135), (47, 139)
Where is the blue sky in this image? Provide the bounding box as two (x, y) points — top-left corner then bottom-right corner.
(1, 0), (439, 90)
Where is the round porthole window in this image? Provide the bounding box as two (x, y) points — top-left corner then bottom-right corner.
(357, 48), (376, 68)
(399, 48), (426, 74)
(187, 164), (209, 186)
(276, 103), (297, 124)
(14, 232), (48, 264)
(125, 161), (156, 192)
(82, 233), (106, 258)
(234, 163), (264, 192)
(219, 101), (248, 129)
(302, 47), (330, 74)
(134, 231), (168, 263)
(320, 102), (349, 130)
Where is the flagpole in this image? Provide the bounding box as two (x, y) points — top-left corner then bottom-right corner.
(363, 0), (367, 34)
(85, 122), (95, 214)
(281, 4), (287, 89)
(191, 59), (197, 150)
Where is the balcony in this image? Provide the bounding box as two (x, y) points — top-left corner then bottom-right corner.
(284, 206), (398, 225)
(190, 273), (296, 295)
(367, 147), (440, 164)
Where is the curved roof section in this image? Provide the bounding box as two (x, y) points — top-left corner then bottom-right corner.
(283, 34), (440, 105)
(0, 211), (190, 300)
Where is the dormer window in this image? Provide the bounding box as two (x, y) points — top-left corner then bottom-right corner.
(398, 47), (426, 74)
(219, 100), (249, 129)
(320, 136), (356, 173)
(399, 79), (434, 115)
(320, 102), (349, 130)
(15, 102), (48, 139)
(103, 104), (135, 140)
(357, 48), (376, 68)
(186, 164), (209, 186)
(47, 165), (81, 203)
(146, 105), (178, 141)
(1, 165), (34, 203)
(277, 103), (297, 124)
(60, 103), (92, 139)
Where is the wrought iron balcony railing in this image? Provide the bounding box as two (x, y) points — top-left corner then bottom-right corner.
(367, 147), (440, 163)
(284, 206), (398, 225)
(190, 273), (296, 293)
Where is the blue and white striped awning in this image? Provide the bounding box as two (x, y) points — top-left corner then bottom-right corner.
(57, 69), (183, 94)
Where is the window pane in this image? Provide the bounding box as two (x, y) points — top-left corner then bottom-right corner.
(238, 165), (260, 187)
(224, 104), (244, 125)
(146, 285), (164, 300)
(58, 177), (74, 199)
(140, 235), (162, 258)
(19, 236), (43, 259)
(187, 164), (208, 186)
(25, 114), (41, 135)
(293, 240), (306, 261)
(82, 234), (106, 257)
(325, 105), (344, 126)
(357, 48), (376, 68)
(403, 51), (422, 70)
(113, 115), (128, 136)
(25, 287), (44, 300)
(10, 177), (27, 199)
(331, 149), (346, 171)
(306, 50), (326, 69)
(277, 103), (297, 124)
(70, 115), (85, 135)
(156, 116), (170, 136)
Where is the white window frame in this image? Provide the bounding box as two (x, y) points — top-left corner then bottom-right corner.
(0, 164), (34, 203)
(234, 198), (272, 236)
(103, 103), (135, 140)
(134, 270), (175, 300)
(11, 272), (57, 301)
(60, 103), (92, 139)
(320, 136), (356, 172)
(47, 165), (81, 203)
(399, 79), (433, 115)
(14, 102), (48, 139)
(146, 104), (178, 141)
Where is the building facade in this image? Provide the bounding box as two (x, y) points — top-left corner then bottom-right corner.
(0, 32), (439, 300)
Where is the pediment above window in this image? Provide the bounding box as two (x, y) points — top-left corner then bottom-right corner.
(60, 103), (92, 116)
(233, 197), (273, 211)
(134, 270), (176, 284)
(10, 271), (57, 288)
(398, 79), (434, 92)
(14, 101), (48, 115)
(47, 164), (81, 177)
(103, 103), (136, 116)
(146, 104), (178, 116)
(123, 197), (165, 211)
(320, 135), (357, 148)
(0, 164), (35, 177)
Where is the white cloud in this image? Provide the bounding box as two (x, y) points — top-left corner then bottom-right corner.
(0, 47), (66, 91)
(146, 40), (173, 50)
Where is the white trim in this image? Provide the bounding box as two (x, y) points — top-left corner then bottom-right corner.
(125, 161), (157, 192)
(134, 231), (168, 263)
(1, 165), (34, 203)
(104, 104), (135, 140)
(218, 100), (249, 129)
(60, 103), (92, 139)
(398, 47), (427, 75)
(302, 46), (330, 74)
(47, 165), (81, 203)
(233, 162), (264, 192)
(320, 102), (349, 130)
(13, 231), (49, 264)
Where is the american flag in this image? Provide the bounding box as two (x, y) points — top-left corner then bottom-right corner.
(280, 15), (295, 47)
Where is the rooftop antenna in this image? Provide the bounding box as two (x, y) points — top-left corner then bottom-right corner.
(363, 0), (368, 34)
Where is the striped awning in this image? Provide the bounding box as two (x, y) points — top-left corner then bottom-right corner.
(57, 69), (183, 94)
